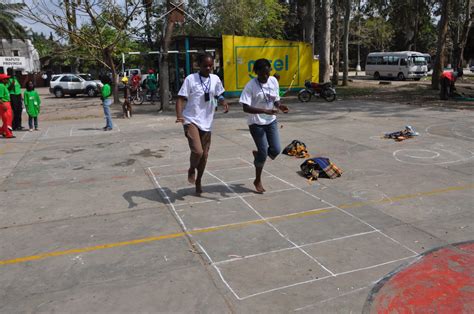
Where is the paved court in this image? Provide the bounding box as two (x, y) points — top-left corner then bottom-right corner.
(0, 98), (473, 313)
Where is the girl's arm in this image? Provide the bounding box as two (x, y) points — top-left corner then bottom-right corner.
(242, 103), (277, 115)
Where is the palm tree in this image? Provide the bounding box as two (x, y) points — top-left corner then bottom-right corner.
(0, 3), (27, 41)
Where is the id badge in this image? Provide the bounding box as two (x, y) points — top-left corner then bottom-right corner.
(204, 92), (210, 102)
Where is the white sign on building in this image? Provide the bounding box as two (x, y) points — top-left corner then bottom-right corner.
(0, 57), (27, 68)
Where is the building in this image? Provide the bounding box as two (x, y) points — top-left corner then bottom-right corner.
(0, 39), (41, 74)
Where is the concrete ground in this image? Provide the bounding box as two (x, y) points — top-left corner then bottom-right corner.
(0, 90), (473, 313)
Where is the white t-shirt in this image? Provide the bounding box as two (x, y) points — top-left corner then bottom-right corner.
(178, 73), (225, 132)
(239, 76), (280, 125)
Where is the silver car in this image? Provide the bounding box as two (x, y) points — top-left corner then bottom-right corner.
(49, 73), (99, 97)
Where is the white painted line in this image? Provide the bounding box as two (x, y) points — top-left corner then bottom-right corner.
(334, 254), (418, 276)
(20, 130), (30, 141)
(294, 285), (371, 311)
(214, 230), (376, 265)
(42, 126), (50, 139)
(238, 274), (333, 300)
(147, 167), (188, 230)
(237, 254), (418, 301)
(195, 242), (243, 300)
(206, 170), (336, 276)
(174, 187), (298, 208)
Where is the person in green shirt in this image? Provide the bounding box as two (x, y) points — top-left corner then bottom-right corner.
(6, 68), (23, 130)
(0, 73), (14, 138)
(24, 81), (41, 131)
(146, 69), (158, 106)
(101, 76), (113, 131)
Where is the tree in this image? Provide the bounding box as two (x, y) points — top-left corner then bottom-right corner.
(212, 0), (288, 39)
(342, 0), (351, 85)
(319, 0), (332, 83)
(16, 0), (142, 103)
(432, 0), (451, 89)
(0, 2), (27, 41)
(331, 0), (342, 85)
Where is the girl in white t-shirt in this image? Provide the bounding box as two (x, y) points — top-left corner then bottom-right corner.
(240, 59), (289, 193)
(176, 53), (229, 195)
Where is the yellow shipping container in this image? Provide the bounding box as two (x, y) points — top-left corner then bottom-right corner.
(222, 35), (318, 97)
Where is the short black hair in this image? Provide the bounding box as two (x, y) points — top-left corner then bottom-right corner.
(198, 53), (214, 64)
(253, 59), (271, 73)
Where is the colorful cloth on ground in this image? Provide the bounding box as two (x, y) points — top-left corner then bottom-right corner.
(24, 90), (41, 117)
(282, 140), (310, 158)
(0, 83), (10, 102)
(384, 125), (419, 141)
(300, 157), (343, 180)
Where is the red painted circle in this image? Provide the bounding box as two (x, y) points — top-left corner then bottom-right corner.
(367, 242), (474, 313)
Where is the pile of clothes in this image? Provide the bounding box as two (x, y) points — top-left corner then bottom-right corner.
(384, 125), (419, 141)
(282, 140), (343, 181)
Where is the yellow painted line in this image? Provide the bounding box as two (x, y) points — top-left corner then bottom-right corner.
(0, 144), (11, 155)
(0, 208), (332, 266)
(338, 183), (474, 209)
(1, 183), (473, 266)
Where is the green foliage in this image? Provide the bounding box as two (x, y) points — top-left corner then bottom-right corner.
(360, 17), (394, 51)
(0, 2), (27, 41)
(212, 0), (288, 39)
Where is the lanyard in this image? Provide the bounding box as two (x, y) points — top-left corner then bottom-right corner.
(199, 74), (211, 93)
(256, 78), (271, 104)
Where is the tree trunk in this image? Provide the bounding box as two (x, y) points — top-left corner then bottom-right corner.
(342, 0), (350, 86)
(159, 17), (174, 111)
(456, 0), (473, 69)
(331, 1), (340, 86)
(304, 0), (316, 52)
(319, 0), (332, 83)
(104, 47), (120, 104)
(431, 0), (451, 90)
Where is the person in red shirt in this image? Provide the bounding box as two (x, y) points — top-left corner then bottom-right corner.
(0, 73), (14, 138)
(440, 69), (463, 100)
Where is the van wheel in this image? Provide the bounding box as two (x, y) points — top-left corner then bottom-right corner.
(374, 72), (380, 80)
(397, 72), (405, 81)
(54, 88), (64, 98)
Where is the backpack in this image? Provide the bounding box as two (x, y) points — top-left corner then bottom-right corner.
(300, 157), (343, 181)
(282, 140), (310, 158)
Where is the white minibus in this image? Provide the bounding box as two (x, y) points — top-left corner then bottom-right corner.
(365, 51), (428, 80)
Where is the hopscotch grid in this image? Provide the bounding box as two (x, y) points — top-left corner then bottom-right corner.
(206, 170), (337, 276)
(237, 157), (419, 256)
(149, 162), (418, 301)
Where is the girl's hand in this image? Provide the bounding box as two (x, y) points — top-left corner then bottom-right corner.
(279, 104), (289, 113)
(176, 116), (185, 123)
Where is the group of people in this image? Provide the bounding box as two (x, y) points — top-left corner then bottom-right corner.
(176, 53), (287, 194)
(0, 69), (41, 139)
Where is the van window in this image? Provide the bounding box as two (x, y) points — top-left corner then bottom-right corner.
(400, 58), (407, 66)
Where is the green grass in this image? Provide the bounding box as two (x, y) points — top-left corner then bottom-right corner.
(336, 86), (376, 97)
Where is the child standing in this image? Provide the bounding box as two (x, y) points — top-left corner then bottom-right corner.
(23, 81), (41, 131)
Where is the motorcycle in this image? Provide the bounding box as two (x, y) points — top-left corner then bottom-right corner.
(297, 80), (336, 102)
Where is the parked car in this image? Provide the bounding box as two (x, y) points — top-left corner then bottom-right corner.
(49, 73), (100, 97)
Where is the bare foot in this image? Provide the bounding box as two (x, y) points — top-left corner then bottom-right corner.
(253, 180), (265, 193)
(188, 168), (196, 184)
(195, 180), (203, 195)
